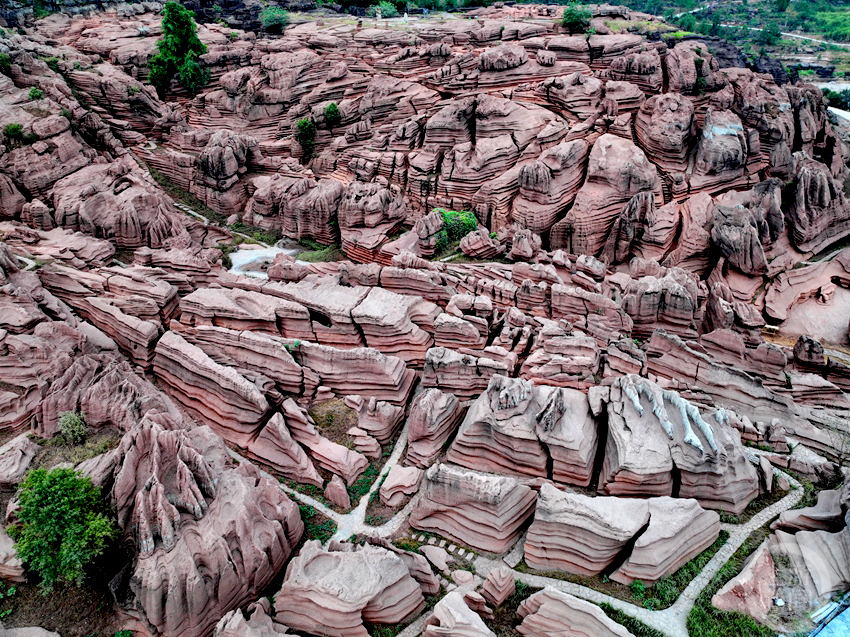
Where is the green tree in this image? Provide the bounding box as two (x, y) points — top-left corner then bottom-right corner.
(776, 0), (790, 12)
(8, 468), (116, 592)
(28, 87), (44, 101)
(678, 13), (696, 32)
(0, 53), (11, 76)
(295, 117), (316, 161)
(324, 102), (342, 129)
(757, 21), (781, 45)
(561, 1), (592, 35)
(148, 1), (208, 96)
(259, 6), (290, 33)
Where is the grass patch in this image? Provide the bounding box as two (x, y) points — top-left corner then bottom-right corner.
(516, 530), (730, 610)
(230, 222), (281, 246)
(296, 240), (345, 262)
(28, 431), (121, 470)
(145, 164), (227, 225)
(299, 503), (337, 544)
(686, 528), (774, 637)
(600, 603), (666, 637)
(347, 462), (381, 503)
(718, 488), (789, 525)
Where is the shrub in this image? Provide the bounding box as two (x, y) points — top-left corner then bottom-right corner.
(28, 87), (44, 101)
(295, 117), (316, 160)
(434, 208), (478, 252)
(677, 13), (696, 32)
(259, 6), (290, 33)
(0, 53), (10, 76)
(324, 101), (342, 129)
(58, 411), (88, 445)
(4, 123), (22, 138)
(228, 31), (239, 41)
(561, 1), (591, 35)
(367, 1), (399, 18)
(148, 2), (208, 96)
(127, 85), (141, 95)
(8, 468), (117, 592)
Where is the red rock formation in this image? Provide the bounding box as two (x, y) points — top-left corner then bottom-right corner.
(410, 463), (537, 553)
(274, 541), (425, 637)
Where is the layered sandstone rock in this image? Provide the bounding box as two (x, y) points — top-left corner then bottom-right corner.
(524, 484), (650, 575)
(711, 541), (775, 622)
(406, 388), (465, 468)
(410, 463), (537, 553)
(275, 541), (425, 637)
(114, 422), (303, 637)
(481, 566), (515, 607)
(517, 587), (636, 637)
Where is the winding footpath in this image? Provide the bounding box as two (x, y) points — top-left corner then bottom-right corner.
(277, 418), (805, 637)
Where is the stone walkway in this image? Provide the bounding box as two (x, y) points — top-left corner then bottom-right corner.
(279, 436), (805, 637)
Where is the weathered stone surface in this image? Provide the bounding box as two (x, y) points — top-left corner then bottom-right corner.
(380, 465), (423, 507)
(423, 591), (496, 637)
(517, 587), (636, 637)
(0, 434), (40, 488)
(711, 541), (775, 622)
(410, 463), (537, 553)
(525, 484), (650, 575)
(480, 566), (515, 607)
(406, 388), (465, 469)
(274, 540), (425, 637)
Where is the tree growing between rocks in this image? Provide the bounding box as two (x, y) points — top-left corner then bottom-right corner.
(148, 1), (209, 97)
(259, 6), (290, 33)
(8, 468), (116, 592)
(296, 117), (317, 162)
(561, 1), (592, 35)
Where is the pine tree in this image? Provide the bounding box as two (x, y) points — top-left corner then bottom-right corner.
(148, 2), (209, 96)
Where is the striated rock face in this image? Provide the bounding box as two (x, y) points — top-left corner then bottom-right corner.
(274, 541), (425, 637)
(481, 566), (515, 607)
(611, 497), (720, 585)
(213, 599), (288, 637)
(410, 463), (537, 553)
(711, 541), (775, 622)
(406, 388), (465, 468)
(525, 484), (650, 575)
(114, 422), (303, 637)
(517, 587), (636, 637)
(447, 375), (597, 487)
(601, 375), (759, 513)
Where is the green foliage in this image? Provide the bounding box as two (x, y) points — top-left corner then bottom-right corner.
(259, 6), (290, 32)
(348, 463), (380, 501)
(561, 1), (592, 34)
(756, 22), (780, 46)
(228, 31), (239, 41)
(324, 101), (342, 129)
(148, 2), (208, 96)
(28, 87), (44, 101)
(776, 0), (790, 12)
(367, 1), (399, 17)
(0, 53), (10, 76)
(630, 579), (646, 600)
(295, 117), (316, 160)
(177, 51), (209, 96)
(299, 503), (337, 543)
(41, 56), (59, 73)
(434, 208), (478, 253)
(58, 411), (87, 445)
(815, 11), (850, 42)
(8, 468), (116, 592)
(600, 603), (665, 637)
(4, 123), (22, 138)
(677, 13), (696, 32)
(114, 632), (133, 637)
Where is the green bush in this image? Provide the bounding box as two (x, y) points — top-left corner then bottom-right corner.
(677, 13), (696, 32)
(367, 1), (399, 18)
(561, 1), (592, 34)
(324, 101), (342, 129)
(8, 468), (117, 592)
(0, 53), (10, 76)
(58, 411), (87, 445)
(148, 1), (209, 96)
(28, 87), (44, 101)
(259, 6), (290, 33)
(434, 208), (478, 252)
(4, 123), (22, 138)
(295, 117), (316, 160)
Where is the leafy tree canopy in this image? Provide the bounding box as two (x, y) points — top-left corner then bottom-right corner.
(149, 1), (209, 96)
(8, 468), (116, 592)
